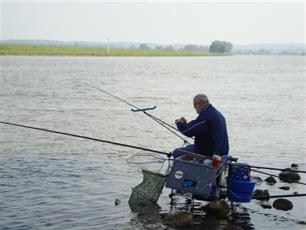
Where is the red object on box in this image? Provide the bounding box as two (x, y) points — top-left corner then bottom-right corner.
(212, 155), (222, 167)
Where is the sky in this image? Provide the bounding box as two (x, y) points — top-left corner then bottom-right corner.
(0, 0), (305, 45)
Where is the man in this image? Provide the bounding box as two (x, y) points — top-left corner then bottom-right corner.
(172, 94), (229, 158)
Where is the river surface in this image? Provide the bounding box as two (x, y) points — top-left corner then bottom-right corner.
(0, 56), (305, 229)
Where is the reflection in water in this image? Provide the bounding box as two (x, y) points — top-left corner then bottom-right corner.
(230, 205), (254, 230)
(130, 192), (256, 230)
(196, 202), (254, 230)
(129, 203), (167, 229)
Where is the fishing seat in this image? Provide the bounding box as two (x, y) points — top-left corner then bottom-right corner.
(166, 153), (228, 201)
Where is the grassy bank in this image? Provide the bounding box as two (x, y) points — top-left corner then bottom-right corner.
(0, 44), (224, 56)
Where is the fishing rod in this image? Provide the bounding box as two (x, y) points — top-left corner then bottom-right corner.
(251, 168), (306, 186)
(228, 163), (306, 174)
(0, 121), (171, 157)
(252, 193), (306, 199)
(248, 165), (306, 173)
(86, 83), (191, 144)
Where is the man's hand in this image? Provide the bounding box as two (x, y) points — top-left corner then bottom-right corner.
(175, 117), (187, 124)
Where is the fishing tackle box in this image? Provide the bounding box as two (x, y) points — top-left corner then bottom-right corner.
(166, 153), (227, 198)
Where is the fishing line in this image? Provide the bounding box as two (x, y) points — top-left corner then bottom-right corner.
(86, 83), (192, 144)
(126, 153), (171, 173)
(126, 153), (166, 164)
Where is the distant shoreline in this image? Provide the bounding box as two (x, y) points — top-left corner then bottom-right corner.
(0, 44), (227, 57)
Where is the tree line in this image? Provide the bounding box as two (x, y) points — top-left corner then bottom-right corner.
(138, 40), (233, 53)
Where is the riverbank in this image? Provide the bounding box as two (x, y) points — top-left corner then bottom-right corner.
(0, 44), (225, 56)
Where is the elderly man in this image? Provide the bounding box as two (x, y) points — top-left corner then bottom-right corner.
(172, 94), (229, 158)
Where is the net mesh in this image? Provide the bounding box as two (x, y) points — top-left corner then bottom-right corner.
(129, 169), (167, 205)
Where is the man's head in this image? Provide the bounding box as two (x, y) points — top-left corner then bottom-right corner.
(193, 94), (209, 114)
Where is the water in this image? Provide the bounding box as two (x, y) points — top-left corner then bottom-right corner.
(0, 56), (305, 229)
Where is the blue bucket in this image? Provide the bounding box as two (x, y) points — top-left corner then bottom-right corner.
(226, 178), (255, 202)
(226, 163), (255, 203)
(229, 163), (251, 181)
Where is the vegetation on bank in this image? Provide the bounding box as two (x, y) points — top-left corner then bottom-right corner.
(0, 44), (229, 56)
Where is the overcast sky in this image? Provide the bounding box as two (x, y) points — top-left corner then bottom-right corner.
(1, 0), (305, 45)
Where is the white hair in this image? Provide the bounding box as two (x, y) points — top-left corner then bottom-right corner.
(193, 94), (209, 104)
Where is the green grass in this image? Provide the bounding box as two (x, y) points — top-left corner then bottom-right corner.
(0, 44), (225, 56)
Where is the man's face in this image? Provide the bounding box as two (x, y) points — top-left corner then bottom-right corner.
(193, 101), (202, 114)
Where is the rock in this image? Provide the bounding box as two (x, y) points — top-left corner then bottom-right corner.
(291, 163), (298, 168)
(260, 202), (272, 209)
(278, 186), (290, 190)
(163, 211), (193, 227)
(279, 169), (300, 183)
(224, 225), (245, 230)
(205, 200), (230, 219)
(273, 198), (293, 211)
(114, 199), (121, 206)
(253, 189), (270, 200)
(298, 220), (306, 225)
(264, 176), (277, 185)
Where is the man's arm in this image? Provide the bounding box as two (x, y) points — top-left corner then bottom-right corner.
(176, 117), (208, 137)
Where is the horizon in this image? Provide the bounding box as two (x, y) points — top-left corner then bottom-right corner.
(1, 1), (304, 45)
(1, 38), (305, 47)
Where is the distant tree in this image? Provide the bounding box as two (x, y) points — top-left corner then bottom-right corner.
(209, 40), (233, 53)
(257, 49), (270, 55)
(180, 44), (208, 51)
(155, 45), (164, 50)
(163, 45), (175, 51)
(139, 43), (150, 49)
(183, 44), (199, 51)
(199, 45), (209, 51)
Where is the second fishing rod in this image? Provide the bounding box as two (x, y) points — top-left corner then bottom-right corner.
(86, 84), (192, 145)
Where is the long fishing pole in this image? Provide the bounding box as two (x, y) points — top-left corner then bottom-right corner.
(252, 193), (306, 199)
(228, 163), (306, 174)
(251, 168), (306, 186)
(249, 165), (306, 173)
(86, 84), (191, 144)
(0, 121), (171, 156)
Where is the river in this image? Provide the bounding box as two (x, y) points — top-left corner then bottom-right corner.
(0, 55), (305, 229)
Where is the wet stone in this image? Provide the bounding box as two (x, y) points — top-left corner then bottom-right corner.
(260, 202), (272, 209)
(279, 169), (300, 183)
(272, 198), (293, 211)
(253, 189), (270, 200)
(291, 163), (298, 168)
(264, 176), (277, 185)
(278, 186), (290, 191)
(114, 199), (121, 206)
(204, 200), (230, 219)
(224, 226), (245, 230)
(162, 211), (193, 227)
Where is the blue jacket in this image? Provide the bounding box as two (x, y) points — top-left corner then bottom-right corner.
(176, 104), (229, 156)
